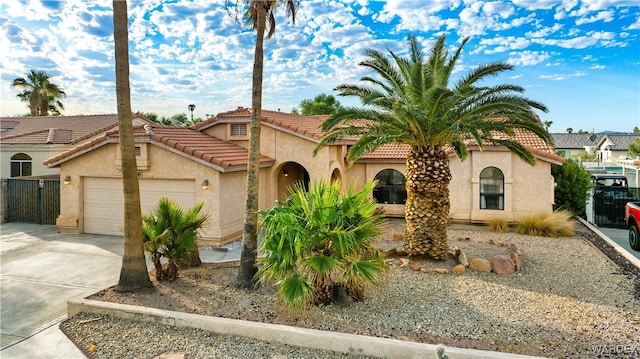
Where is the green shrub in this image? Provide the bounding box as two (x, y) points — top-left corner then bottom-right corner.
(142, 198), (208, 281)
(257, 180), (387, 311)
(487, 217), (508, 233)
(515, 210), (575, 237)
(552, 159), (593, 217)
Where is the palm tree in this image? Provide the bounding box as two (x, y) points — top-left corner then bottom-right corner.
(11, 70), (66, 116)
(231, 0), (297, 289)
(142, 198), (208, 281)
(257, 180), (386, 310)
(543, 120), (553, 132)
(316, 34), (551, 259)
(113, 0), (153, 291)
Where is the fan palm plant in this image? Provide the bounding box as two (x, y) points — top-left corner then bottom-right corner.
(257, 180), (386, 311)
(316, 34), (551, 259)
(142, 198), (208, 281)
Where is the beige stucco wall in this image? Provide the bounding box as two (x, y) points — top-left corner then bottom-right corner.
(1, 144), (68, 178)
(55, 142), (248, 245)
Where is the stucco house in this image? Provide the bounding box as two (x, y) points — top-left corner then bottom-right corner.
(45, 107), (564, 245)
(550, 133), (601, 161)
(595, 133), (639, 163)
(0, 114), (150, 179)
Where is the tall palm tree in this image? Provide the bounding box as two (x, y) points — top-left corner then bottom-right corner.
(11, 70), (66, 116)
(113, 0), (153, 291)
(316, 34), (551, 259)
(232, 0), (297, 289)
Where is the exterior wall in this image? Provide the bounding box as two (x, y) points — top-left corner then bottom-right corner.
(351, 162), (406, 217)
(55, 143), (244, 245)
(1, 144), (68, 178)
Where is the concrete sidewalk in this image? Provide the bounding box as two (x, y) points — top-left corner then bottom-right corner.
(0, 223), (240, 359)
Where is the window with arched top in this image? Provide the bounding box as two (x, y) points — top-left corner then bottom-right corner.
(11, 153), (32, 177)
(373, 169), (407, 205)
(480, 167), (504, 210)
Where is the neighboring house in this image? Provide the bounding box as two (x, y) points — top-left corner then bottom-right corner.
(46, 107), (564, 245)
(595, 133), (639, 164)
(550, 133), (601, 160)
(1, 114), (150, 178)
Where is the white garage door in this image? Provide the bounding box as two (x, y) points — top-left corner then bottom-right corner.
(84, 177), (196, 236)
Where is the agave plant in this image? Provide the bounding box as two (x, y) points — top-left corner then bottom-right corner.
(142, 198), (208, 281)
(257, 180), (387, 311)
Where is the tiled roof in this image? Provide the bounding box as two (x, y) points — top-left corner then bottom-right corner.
(596, 133), (640, 150)
(194, 107), (330, 141)
(45, 125), (274, 172)
(0, 114), (124, 145)
(550, 133), (601, 149)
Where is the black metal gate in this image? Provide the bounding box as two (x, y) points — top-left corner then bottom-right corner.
(592, 186), (640, 228)
(6, 177), (60, 224)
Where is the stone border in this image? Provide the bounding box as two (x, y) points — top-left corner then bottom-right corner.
(578, 218), (640, 270)
(68, 298), (545, 359)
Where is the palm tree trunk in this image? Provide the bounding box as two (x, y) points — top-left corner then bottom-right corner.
(113, 0), (153, 292)
(404, 147), (451, 259)
(236, 2), (266, 289)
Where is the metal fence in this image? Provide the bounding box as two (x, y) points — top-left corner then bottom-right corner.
(591, 186), (640, 228)
(6, 177), (60, 225)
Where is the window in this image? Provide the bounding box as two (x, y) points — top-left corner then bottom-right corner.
(10, 153), (32, 177)
(373, 169), (407, 204)
(480, 167), (504, 210)
(135, 146), (141, 156)
(230, 123), (247, 137)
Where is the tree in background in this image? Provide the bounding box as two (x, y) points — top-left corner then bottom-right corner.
(316, 34), (551, 260)
(543, 120), (552, 132)
(229, 0), (297, 289)
(629, 138), (640, 159)
(113, 0), (153, 292)
(291, 93), (344, 115)
(135, 111), (202, 126)
(633, 126), (639, 134)
(552, 159), (592, 217)
(566, 128), (573, 133)
(11, 70), (66, 116)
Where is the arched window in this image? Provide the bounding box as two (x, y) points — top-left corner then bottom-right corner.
(373, 169), (406, 204)
(10, 153), (32, 177)
(480, 167), (504, 210)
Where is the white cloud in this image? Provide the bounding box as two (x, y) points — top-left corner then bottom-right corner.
(575, 10), (614, 25)
(590, 64), (606, 69)
(508, 51), (551, 66)
(539, 71), (587, 80)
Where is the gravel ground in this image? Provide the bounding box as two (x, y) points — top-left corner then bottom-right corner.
(61, 220), (640, 359)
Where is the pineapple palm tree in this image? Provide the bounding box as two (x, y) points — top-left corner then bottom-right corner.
(316, 34), (551, 259)
(11, 69), (66, 116)
(142, 198), (208, 281)
(113, 0), (152, 291)
(257, 180), (386, 311)
(231, 0), (297, 289)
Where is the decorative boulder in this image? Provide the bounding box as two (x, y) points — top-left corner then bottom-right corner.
(489, 255), (516, 274)
(452, 264), (466, 274)
(469, 258), (492, 272)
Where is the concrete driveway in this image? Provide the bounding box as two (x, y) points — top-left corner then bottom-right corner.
(1, 223), (123, 358)
(597, 226), (640, 261)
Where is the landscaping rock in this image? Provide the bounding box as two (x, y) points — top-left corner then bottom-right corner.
(432, 268), (449, 274)
(457, 250), (469, 267)
(469, 258), (492, 272)
(154, 353), (190, 359)
(409, 262), (422, 271)
(452, 264), (466, 274)
(509, 243), (524, 271)
(392, 234), (404, 241)
(490, 255), (516, 274)
(396, 258), (409, 267)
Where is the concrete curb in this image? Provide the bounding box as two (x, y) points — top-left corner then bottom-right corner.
(68, 298), (545, 359)
(579, 218), (640, 270)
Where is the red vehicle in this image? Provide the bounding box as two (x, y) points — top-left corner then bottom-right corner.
(625, 201), (640, 251)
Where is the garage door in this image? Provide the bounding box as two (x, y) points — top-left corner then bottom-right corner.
(84, 177), (196, 236)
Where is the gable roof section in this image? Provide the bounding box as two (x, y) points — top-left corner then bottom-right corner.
(45, 125), (274, 172)
(596, 133), (639, 151)
(194, 106), (330, 142)
(550, 133), (601, 149)
(0, 114), (151, 145)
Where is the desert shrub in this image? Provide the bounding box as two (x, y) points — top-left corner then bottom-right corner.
(552, 159), (593, 217)
(487, 217), (508, 233)
(515, 210), (575, 237)
(257, 180), (387, 311)
(142, 198), (208, 281)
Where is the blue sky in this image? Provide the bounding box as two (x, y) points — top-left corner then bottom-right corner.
(1, 0), (639, 133)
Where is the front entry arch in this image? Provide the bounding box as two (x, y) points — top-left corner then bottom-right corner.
(278, 162), (310, 200)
